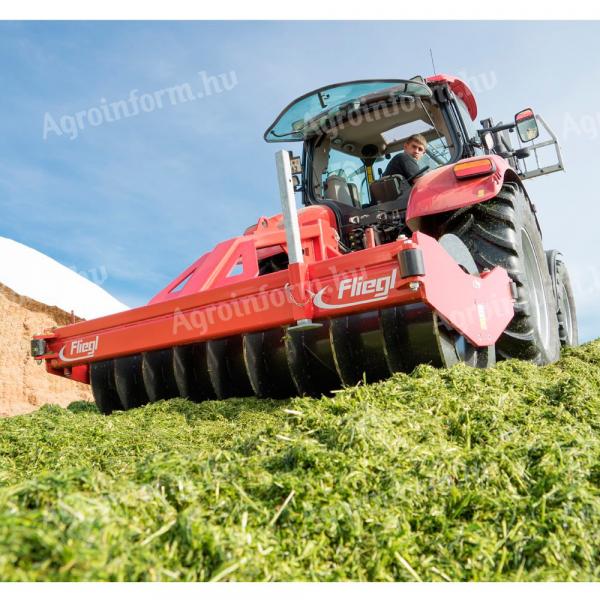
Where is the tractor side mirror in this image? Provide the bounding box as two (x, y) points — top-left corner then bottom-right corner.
(289, 153), (303, 175)
(515, 108), (540, 143)
(288, 153), (303, 191)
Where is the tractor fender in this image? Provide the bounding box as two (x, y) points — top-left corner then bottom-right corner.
(406, 155), (523, 230)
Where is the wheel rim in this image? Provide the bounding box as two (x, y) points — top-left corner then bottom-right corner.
(521, 229), (550, 349)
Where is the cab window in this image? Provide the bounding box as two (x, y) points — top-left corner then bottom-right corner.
(322, 148), (370, 207)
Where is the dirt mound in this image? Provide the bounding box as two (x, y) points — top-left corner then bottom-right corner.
(0, 282), (92, 417)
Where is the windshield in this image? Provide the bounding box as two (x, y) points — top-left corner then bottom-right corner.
(264, 79), (432, 142)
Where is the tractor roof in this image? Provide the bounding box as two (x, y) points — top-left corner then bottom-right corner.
(264, 75), (477, 143)
(264, 79), (432, 143)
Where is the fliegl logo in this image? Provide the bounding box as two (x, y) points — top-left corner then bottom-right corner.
(58, 336), (99, 362)
(313, 269), (398, 310)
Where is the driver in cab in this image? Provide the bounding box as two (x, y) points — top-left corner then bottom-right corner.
(382, 134), (427, 184)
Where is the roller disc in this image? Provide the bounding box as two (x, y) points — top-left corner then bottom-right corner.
(284, 322), (341, 397)
(206, 336), (254, 399)
(114, 354), (149, 410)
(243, 329), (297, 398)
(380, 303), (443, 373)
(434, 314), (496, 369)
(329, 312), (391, 386)
(90, 359), (122, 415)
(173, 343), (216, 402)
(142, 348), (180, 402)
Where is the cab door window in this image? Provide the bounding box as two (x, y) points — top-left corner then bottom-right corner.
(323, 148), (369, 206)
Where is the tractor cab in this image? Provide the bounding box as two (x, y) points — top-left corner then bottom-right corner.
(264, 78), (463, 208)
(264, 77), (480, 247)
(264, 75), (564, 249)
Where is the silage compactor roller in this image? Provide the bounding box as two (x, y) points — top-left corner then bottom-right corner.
(32, 74), (578, 413)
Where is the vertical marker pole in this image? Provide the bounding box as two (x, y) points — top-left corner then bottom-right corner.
(275, 150), (320, 330)
(275, 150), (303, 265)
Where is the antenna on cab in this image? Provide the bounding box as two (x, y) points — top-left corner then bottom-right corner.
(429, 48), (437, 75)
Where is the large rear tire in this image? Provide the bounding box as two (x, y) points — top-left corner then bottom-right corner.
(546, 251), (579, 347)
(443, 182), (560, 365)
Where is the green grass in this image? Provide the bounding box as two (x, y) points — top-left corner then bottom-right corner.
(1, 341), (600, 581)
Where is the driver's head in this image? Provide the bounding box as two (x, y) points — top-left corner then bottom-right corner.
(404, 134), (427, 161)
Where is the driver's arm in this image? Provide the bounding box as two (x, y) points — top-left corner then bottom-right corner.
(382, 152), (421, 181)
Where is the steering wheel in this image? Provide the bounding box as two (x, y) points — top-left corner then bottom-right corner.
(406, 164), (430, 184)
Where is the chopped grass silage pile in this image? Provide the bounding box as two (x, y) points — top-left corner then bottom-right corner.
(1, 342), (600, 581)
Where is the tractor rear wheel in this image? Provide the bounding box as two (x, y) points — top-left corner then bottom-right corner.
(548, 252), (579, 347)
(443, 182), (560, 365)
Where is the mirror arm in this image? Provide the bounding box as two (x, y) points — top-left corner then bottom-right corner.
(477, 122), (515, 136)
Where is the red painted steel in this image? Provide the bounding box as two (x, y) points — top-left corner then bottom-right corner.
(406, 155), (512, 228)
(309, 233), (513, 346)
(410, 233), (513, 346)
(426, 74), (478, 120)
(35, 232), (514, 384)
(149, 205), (341, 304)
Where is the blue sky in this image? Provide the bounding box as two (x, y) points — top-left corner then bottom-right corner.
(1, 21), (599, 342)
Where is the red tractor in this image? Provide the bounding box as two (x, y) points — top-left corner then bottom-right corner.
(32, 74), (578, 412)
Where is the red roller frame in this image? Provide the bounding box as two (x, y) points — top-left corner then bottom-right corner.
(34, 229), (514, 386)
